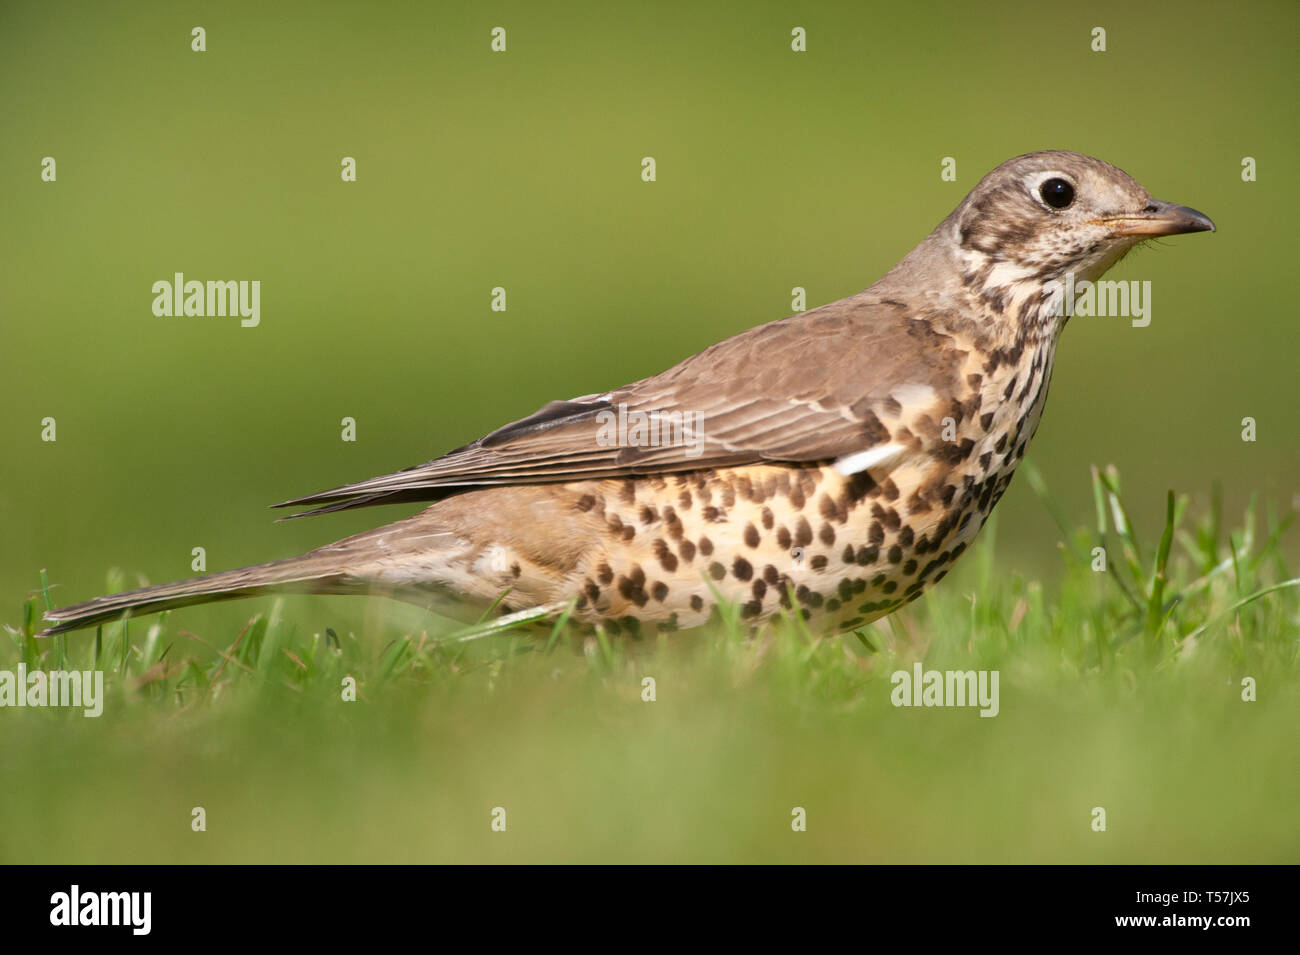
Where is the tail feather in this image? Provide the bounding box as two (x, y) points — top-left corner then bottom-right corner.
(38, 554), (358, 637)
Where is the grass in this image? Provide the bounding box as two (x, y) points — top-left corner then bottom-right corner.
(3, 464), (1298, 864)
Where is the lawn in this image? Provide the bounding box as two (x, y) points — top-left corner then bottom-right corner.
(4, 464), (1297, 864)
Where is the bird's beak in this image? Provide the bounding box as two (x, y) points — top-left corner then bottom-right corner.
(1100, 200), (1216, 236)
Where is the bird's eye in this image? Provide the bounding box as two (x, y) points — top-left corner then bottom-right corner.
(1039, 178), (1075, 209)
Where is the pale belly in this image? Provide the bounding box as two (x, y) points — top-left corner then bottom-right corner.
(379, 346), (1057, 637)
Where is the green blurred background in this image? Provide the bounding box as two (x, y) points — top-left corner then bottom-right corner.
(0, 0), (1297, 864)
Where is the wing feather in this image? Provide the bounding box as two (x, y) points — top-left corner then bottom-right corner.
(274, 297), (963, 516)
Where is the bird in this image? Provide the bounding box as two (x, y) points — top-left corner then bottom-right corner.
(40, 150), (1214, 639)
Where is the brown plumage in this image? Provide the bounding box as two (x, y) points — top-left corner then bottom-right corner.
(41, 151), (1214, 637)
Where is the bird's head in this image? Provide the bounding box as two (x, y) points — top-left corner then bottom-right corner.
(946, 150), (1214, 323)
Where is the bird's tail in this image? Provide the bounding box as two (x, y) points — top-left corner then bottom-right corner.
(39, 547), (371, 637)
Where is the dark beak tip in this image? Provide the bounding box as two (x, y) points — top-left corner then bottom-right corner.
(1184, 205), (1216, 234)
(1167, 201), (1216, 235)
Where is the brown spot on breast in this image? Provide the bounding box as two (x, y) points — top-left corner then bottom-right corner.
(744, 523), (760, 548)
(678, 539), (696, 562)
(698, 536), (714, 556)
(732, 557), (753, 581)
(708, 561), (726, 580)
(653, 539), (679, 572)
(617, 571), (649, 607)
(796, 585), (824, 608)
(846, 472), (876, 502)
(937, 438), (977, 466)
(575, 494), (597, 513)
(794, 517), (813, 548)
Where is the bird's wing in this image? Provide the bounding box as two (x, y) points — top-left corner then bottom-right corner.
(275, 296), (965, 517)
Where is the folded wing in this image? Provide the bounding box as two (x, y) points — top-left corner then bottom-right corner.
(275, 297), (960, 517)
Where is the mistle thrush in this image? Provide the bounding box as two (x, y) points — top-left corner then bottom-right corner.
(42, 151), (1214, 638)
